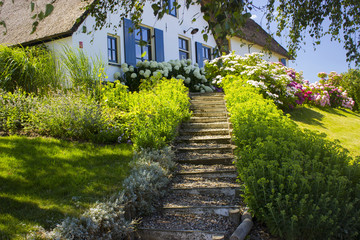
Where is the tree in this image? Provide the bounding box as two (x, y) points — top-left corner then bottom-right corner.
(1, 0), (360, 66)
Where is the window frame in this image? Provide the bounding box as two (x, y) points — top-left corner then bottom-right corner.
(107, 34), (120, 64)
(202, 45), (212, 61)
(178, 36), (190, 60)
(164, 0), (177, 17)
(134, 25), (154, 63)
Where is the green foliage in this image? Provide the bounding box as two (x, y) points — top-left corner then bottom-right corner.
(0, 45), (62, 94)
(29, 89), (119, 142)
(223, 75), (360, 239)
(206, 52), (303, 109)
(0, 89), (35, 133)
(60, 46), (106, 99)
(265, 0), (360, 65)
(116, 59), (213, 92)
(341, 69), (360, 111)
(123, 147), (175, 216)
(102, 77), (190, 150)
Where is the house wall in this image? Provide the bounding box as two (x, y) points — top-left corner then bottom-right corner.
(44, 2), (289, 82)
(229, 37), (289, 66)
(63, 0), (217, 81)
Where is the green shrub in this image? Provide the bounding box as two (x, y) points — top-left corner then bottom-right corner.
(222, 75), (360, 239)
(0, 45), (63, 94)
(102, 77), (190, 150)
(29, 89), (122, 142)
(115, 59), (213, 92)
(0, 88), (36, 133)
(341, 69), (360, 111)
(60, 46), (106, 99)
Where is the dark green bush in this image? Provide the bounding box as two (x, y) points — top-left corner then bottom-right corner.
(223, 75), (360, 239)
(341, 69), (360, 111)
(0, 45), (62, 94)
(102, 77), (190, 150)
(0, 88), (36, 133)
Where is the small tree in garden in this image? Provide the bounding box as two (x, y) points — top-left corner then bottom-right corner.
(340, 69), (360, 111)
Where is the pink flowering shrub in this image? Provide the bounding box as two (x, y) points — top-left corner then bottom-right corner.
(301, 72), (355, 109)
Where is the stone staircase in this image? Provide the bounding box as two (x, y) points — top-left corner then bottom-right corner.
(137, 92), (243, 240)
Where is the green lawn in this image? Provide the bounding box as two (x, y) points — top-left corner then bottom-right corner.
(0, 135), (132, 239)
(289, 105), (360, 158)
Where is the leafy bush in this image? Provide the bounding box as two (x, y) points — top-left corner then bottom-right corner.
(0, 89), (36, 133)
(340, 69), (360, 111)
(0, 45), (62, 94)
(301, 72), (355, 109)
(102, 77), (190, 149)
(30, 147), (175, 240)
(206, 52), (303, 109)
(223, 75), (360, 239)
(60, 46), (107, 99)
(114, 59), (213, 92)
(28, 89), (121, 142)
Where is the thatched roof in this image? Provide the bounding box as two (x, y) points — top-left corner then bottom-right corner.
(0, 1), (290, 58)
(239, 18), (292, 59)
(0, 0), (89, 46)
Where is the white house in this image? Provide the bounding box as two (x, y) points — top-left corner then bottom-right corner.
(0, 0), (291, 81)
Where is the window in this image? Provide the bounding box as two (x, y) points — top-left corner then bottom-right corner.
(107, 35), (118, 63)
(135, 26), (152, 63)
(179, 37), (190, 60)
(202, 46), (212, 61)
(280, 58), (287, 66)
(165, 0), (177, 17)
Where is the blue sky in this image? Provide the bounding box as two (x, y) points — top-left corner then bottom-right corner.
(250, 2), (354, 83)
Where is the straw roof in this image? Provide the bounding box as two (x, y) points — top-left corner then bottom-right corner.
(239, 18), (292, 59)
(0, 1), (290, 58)
(0, 0), (89, 46)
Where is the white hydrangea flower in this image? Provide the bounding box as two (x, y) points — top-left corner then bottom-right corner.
(113, 72), (121, 79)
(131, 73), (137, 78)
(184, 78), (191, 84)
(144, 69), (151, 78)
(139, 70), (145, 75)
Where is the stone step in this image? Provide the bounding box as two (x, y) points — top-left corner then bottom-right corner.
(193, 108), (227, 113)
(172, 175), (238, 189)
(176, 135), (231, 144)
(179, 128), (230, 136)
(136, 228), (227, 240)
(192, 112), (228, 117)
(138, 212), (235, 239)
(171, 187), (241, 196)
(190, 105), (226, 111)
(162, 205), (240, 217)
(177, 169), (237, 178)
(190, 100), (226, 106)
(182, 122), (229, 129)
(164, 187), (241, 207)
(176, 144), (234, 154)
(189, 116), (228, 123)
(177, 155), (234, 165)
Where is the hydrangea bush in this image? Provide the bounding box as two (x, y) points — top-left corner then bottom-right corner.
(300, 72), (355, 109)
(205, 52), (355, 110)
(115, 59), (214, 92)
(205, 52), (304, 109)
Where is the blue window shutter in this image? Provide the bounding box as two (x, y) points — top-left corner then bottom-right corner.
(280, 58), (287, 66)
(195, 42), (203, 68)
(124, 18), (136, 66)
(154, 28), (165, 62)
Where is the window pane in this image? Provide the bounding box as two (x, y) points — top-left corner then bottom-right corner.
(135, 28), (141, 40)
(179, 51), (188, 60)
(112, 50), (117, 62)
(111, 38), (116, 48)
(179, 38), (182, 48)
(108, 38), (111, 47)
(142, 28), (149, 41)
(108, 50), (112, 60)
(136, 44), (142, 58)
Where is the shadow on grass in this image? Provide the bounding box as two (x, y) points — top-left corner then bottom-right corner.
(0, 195), (64, 239)
(0, 136), (132, 237)
(289, 107), (326, 128)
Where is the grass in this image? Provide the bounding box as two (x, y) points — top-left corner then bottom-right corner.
(0, 135), (133, 239)
(289, 105), (360, 158)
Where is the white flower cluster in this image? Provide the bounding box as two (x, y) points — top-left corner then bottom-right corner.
(114, 59), (213, 92)
(247, 80), (268, 89)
